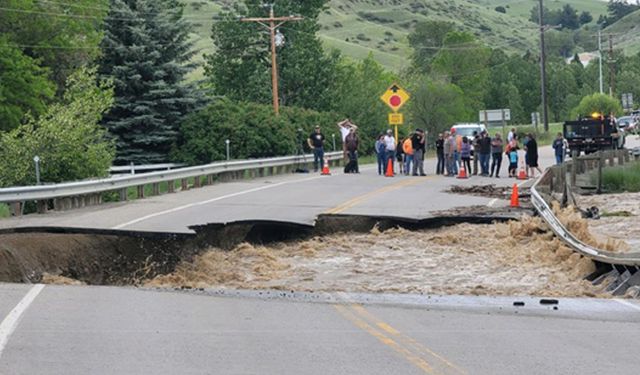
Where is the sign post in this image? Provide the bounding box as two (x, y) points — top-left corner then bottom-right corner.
(622, 93), (634, 112)
(380, 83), (410, 141)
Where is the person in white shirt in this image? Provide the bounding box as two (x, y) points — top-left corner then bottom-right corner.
(383, 129), (396, 174)
(507, 128), (516, 143)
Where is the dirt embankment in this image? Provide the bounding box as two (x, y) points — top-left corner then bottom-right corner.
(0, 231), (191, 285)
(147, 216), (607, 297)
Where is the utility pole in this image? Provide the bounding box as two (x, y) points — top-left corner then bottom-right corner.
(598, 29), (603, 94)
(608, 34), (615, 97)
(241, 4), (302, 115)
(538, 0), (549, 132)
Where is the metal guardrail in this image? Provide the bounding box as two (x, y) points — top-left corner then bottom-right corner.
(109, 163), (185, 174)
(530, 150), (640, 266)
(0, 152), (343, 211)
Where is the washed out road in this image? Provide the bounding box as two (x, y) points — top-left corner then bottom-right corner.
(0, 141), (574, 233)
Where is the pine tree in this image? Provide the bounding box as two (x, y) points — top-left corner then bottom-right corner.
(99, 0), (198, 164)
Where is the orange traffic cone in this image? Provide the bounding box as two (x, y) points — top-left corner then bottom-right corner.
(510, 183), (520, 208)
(517, 163), (528, 180)
(321, 157), (331, 175)
(385, 158), (394, 177)
(457, 164), (468, 179)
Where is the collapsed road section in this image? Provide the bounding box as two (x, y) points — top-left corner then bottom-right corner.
(0, 209), (526, 286)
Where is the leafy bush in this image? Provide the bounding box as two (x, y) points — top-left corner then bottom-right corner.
(571, 93), (624, 118)
(495, 6), (506, 14)
(0, 67), (115, 187)
(172, 100), (341, 165)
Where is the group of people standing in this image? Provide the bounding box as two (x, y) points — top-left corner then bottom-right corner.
(435, 127), (543, 179)
(374, 128), (427, 176)
(309, 121), (549, 179)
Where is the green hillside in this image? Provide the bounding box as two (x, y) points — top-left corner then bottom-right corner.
(469, 0), (607, 21)
(182, 0), (610, 74)
(605, 9), (640, 56)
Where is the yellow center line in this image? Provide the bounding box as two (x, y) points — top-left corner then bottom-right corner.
(350, 305), (468, 375)
(326, 176), (435, 215)
(333, 305), (436, 374)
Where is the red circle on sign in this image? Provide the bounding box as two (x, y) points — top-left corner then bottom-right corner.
(389, 95), (402, 107)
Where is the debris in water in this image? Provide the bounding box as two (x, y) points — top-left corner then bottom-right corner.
(146, 217), (609, 298)
(447, 184), (512, 199)
(576, 192), (640, 249)
(513, 301), (525, 307)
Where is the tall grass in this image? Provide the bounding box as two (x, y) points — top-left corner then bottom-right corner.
(598, 162), (640, 193)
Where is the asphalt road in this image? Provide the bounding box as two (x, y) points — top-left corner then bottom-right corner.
(0, 140), (573, 234)
(1, 284), (640, 375)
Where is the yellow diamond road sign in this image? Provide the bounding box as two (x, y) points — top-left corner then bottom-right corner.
(388, 113), (404, 125)
(381, 83), (410, 112)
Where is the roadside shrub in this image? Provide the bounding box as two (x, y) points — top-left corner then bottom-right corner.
(172, 100), (341, 165)
(0, 67), (114, 187)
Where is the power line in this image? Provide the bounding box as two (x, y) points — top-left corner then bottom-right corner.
(0, 4), (222, 22)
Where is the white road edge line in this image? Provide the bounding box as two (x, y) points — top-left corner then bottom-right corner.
(613, 298), (640, 312)
(112, 175), (325, 229)
(0, 284), (45, 358)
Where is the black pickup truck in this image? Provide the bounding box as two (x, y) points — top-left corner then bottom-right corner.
(563, 114), (625, 155)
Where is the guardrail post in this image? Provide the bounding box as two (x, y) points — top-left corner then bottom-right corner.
(207, 175), (214, 185)
(571, 151), (577, 186)
(10, 202), (22, 216)
(193, 176), (201, 188)
(152, 183), (160, 195)
(597, 152), (604, 194)
(608, 153), (615, 167)
(119, 188), (128, 201)
(618, 149), (625, 166)
(168, 181), (175, 193)
(35, 200), (47, 214)
(181, 179), (188, 191)
(137, 185), (145, 199)
(624, 150), (630, 163)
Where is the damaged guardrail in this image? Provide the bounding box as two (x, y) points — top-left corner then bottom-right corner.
(530, 148), (640, 294)
(0, 152), (343, 216)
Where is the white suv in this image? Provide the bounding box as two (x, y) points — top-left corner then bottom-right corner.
(450, 123), (487, 140)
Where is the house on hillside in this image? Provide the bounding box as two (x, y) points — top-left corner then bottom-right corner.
(566, 52), (600, 67)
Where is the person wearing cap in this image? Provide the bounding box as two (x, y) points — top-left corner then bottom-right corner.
(383, 129), (396, 174)
(308, 126), (325, 172)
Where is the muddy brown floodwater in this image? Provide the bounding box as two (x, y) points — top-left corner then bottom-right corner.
(576, 192), (640, 249)
(147, 215), (615, 298)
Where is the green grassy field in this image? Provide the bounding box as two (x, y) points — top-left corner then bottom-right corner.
(181, 0), (607, 72)
(469, 0), (607, 21)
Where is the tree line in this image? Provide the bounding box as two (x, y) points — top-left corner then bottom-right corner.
(1, 0), (638, 187)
